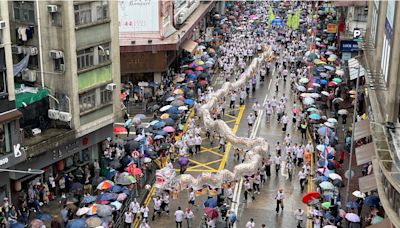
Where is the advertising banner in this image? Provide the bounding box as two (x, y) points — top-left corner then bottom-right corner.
(119, 0), (159, 33)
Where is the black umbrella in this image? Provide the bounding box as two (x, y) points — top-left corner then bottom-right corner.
(69, 182), (83, 192)
(120, 155), (133, 168)
(332, 179), (343, 188)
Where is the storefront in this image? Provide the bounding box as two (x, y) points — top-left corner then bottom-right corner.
(8, 124), (112, 204)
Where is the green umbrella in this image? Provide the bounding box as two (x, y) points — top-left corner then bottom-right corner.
(332, 78), (342, 83)
(299, 77), (309, 84)
(321, 201), (331, 209)
(307, 107), (319, 112)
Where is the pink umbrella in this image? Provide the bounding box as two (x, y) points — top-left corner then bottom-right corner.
(292, 108), (299, 114)
(162, 126), (175, 133)
(117, 193), (127, 201)
(339, 209), (347, 218)
(194, 66), (204, 71)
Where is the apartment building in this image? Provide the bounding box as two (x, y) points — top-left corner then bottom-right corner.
(0, 0), (120, 202)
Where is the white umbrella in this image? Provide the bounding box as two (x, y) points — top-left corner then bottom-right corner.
(310, 93), (320, 98)
(323, 226), (337, 228)
(336, 69), (344, 76)
(178, 106), (188, 111)
(166, 97), (175, 102)
(345, 213), (360, 223)
(327, 118), (338, 123)
(316, 144), (325, 151)
(324, 122), (335, 128)
(321, 91), (330, 96)
(160, 105), (173, 112)
(76, 207), (90, 216)
(338, 109), (348, 115)
(303, 97), (315, 105)
(144, 157), (152, 163)
(297, 85), (306, 92)
(352, 190), (366, 198)
(332, 98), (344, 103)
(299, 77), (309, 84)
(329, 173), (342, 181)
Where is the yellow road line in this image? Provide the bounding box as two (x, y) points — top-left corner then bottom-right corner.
(188, 159), (218, 172)
(306, 128), (314, 228)
(199, 147), (224, 157)
(225, 119), (236, 124)
(188, 159), (222, 170)
(218, 106), (245, 171)
(133, 186), (155, 227)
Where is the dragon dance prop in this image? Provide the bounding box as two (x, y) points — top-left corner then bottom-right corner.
(155, 46), (274, 192)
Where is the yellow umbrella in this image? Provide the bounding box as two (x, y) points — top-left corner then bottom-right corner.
(316, 61), (326, 65)
(313, 59), (322, 64)
(173, 89), (184, 95)
(327, 57), (336, 62)
(196, 60), (205, 65)
(160, 113), (169, 119)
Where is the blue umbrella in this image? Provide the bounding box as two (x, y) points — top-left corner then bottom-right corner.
(364, 195), (380, 207)
(149, 120), (160, 126)
(324, 65), (335, 71)
(271, 18), (284, 26)
(204, 197), (217, 208)
(106, 169), (116, 179)
(318, 126), (333, 136)
(317, 176), (329, 182)
(82, 195), (96, 204)
(134, 114), (146, 119)
(66, 219), (86, 228)
(97, 193), (118, 202)
(186, 74), (197, 79)
(36, 212), (52, 221)
(320, 79), (328, 85)
(166, 107), (179, 114)
(346, 201), (359, 209)
(184, 99), (194, 105)
(121, 186), (130, 196)
(10, 223), (25, 228)
(309, 113), (321, 120)
(152, 121), (166, 130)
(163, 118), (175, 126)
(155, 130), (168, 136)
(107, 185), (123, 193)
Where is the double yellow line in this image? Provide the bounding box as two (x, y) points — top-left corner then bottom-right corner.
(306, 128), (314, 228)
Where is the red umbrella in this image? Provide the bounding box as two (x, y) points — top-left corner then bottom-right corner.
(328, 81), (337, 87)
(185, 70), (194, 74)
(113, 126), (127, 133)
(176, 96), (185, 101)
(126, 163), (143, 176)
(195, 66), (204, 71)
(302, 192), (321, 204)
(203, 207), (218, 219)
(199, 80), (208, 85)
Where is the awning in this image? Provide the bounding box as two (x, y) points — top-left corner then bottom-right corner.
(348, 58), (366, 80)
(15, 83), (49, 108)
(355, 143), (375, 166)
(354, 119), (371, 140)
(366, 218), (392, 228)
(181, 39), (198, 53)
(358, 174), (377, 192)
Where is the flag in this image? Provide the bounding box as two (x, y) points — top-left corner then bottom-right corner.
(287, 14), (293, 28)
(292, 8), (301, 30)
(268, 6), (275, 26)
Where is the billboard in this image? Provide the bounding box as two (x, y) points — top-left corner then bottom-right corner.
(118, 0), (159, 33)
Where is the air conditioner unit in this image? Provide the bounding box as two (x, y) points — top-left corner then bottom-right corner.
(58, 112), (72, 122)
(12, 45), (23, 54)
(25, 46), (38, 55)
(22, 69), (37, 82)
(47, 5), (58, 13)
(50, 50), (64, 59)
(0, 21), (6, 29)
(106, 83), (116, 91)
(48, 109), (60, 120)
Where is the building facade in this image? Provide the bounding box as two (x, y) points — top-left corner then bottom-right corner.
(364, 0), (400, 226)
(0, 0), (120, 203)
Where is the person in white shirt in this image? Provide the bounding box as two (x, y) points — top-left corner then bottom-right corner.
(130, 198), (140, 216)
(253, 173), (261, 194)
(298, 168), (308, 193)
(252, 101), (260, 117)
(274, 154), (281, 176)
(247, 113), (255, 129)
(139, 219), (150, 228)
(140, 204), (149, 221)
(151, 196), (162, 221)
(245, 218), (255, 228)
(124, 209), (133, 228)
(294, 208), (304, 228)
(240, 89), (247, 105)
(185, 208), (194, 228)
(226, 185), (234, 202)
(175, 206), (185, 228)
(194, 135), (202, 155)
(275, 189), (285, 213)
(188, 188), (198, 207)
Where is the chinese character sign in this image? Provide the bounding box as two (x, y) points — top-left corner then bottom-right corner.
(118, 0), (160, 33)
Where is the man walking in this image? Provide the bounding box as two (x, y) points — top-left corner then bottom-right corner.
(175, 206), (185, 228)
(294, 208), (304, 228)
(275, 188), (285, 213)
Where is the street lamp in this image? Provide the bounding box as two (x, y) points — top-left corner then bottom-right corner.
(0, 168), (44, 175)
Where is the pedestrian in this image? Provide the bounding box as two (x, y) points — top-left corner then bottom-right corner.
(130, 198), (140, 219)
(188, 188), (198, 208)
(185, 208), (194, 228)
(162, 191), (170, 215)
(294, 208), (304, 228)
(274, 188), (285, 213)
(219, 136), (226, 153)
(300, 121), (307, 140)
(230, 91), (237, 109)
(124, 209), (133, 228)
(226, 185), (234, 203)
(265, 155), (272, 177)
(253, 172), (261, 194)
(281, 113), (288, 131)
(240, 89), (246, 105)
(252, 101), (260, 117)
(151, 196), (162, 220)
(246, 218), (255, 228)
(227, 210), (237, 228)
(298, 168), (308, 193)
(175, 206), (185, 228)
(139, 219), (150, 228)
(286, 161), (294, 182)
(140, 204), (149, 222)
(274, 154), (281, 176)
(243, 179), (255, 202)
(275, 79), (279, 93)
(194, 134), (202, 155)
(247, 113), (255, 130)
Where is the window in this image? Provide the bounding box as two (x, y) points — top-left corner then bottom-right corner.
(77, 47), (94, 70)
(100, 86), (112, 104)
(381, 35), (391, 83)
(0, 123), (11, 154)
(0, 71), (6, 94)
(354, 6), (368, 22)
(28, 55), (38, 69)
(54, 58), (64, 72)
(96, 1), (109, 21)
(50, 11), (62, 27)
(370, 8), (378, 45)
(74, 3), (92, 26)
(79, 90), (96, 113)
(98, 43), (111, 64)
(13, 1), (35, 24)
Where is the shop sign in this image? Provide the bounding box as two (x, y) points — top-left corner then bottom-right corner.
(353, 28), (361, 42)
(0, 157), (8, 166)
(340, 40), (359, 52)
(118, 0), (159, 33)
(327, 24), (337, 33)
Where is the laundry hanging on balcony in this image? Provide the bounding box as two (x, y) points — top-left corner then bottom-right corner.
(13, 53), (30, 77)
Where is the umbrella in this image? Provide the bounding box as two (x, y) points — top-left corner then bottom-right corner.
(153, 121), (166, 130)
(302, 192), (321, 204)
(160, 113), (169, 120)
(345, 213), (361, 223)
(184, 99), (194, 105)
(321, 201), (331, 209)
(76, 207), (90, 216)
(307, 107), (319, 112)
(171, 100), (184, 107)
(319, 181), (335, 190)
(310, 93), (321, 98)
(346, 201), (359, 209)
(10, 223), (24, 228)
(317, 176), (329, 183)
(163, 118), (175, 126)
(348, 90), (357, 95)
(70, 182), (83, 192)
(352, 190), (366, 198)
(339, 209), (347, 218)
(115, 173), (137, 185)
(144, 157), (152, 163)
(336, 69), (344, 76)
(297, 85), (306, 92)
(117, 193), (128, 201)
(338, 109), (348, 115)
(87, 204), (98, 215)
(309, 113), (321, 120)
(332, 78), (342, 83)
(303, 97), (315, 105)
(203, 207), (218, 219)
(316, 144), (325, 151)
(160, 105), (173, 112)
(318, 126), (333, 136)
(110, 201), (122, 210)
(332, 98), (344, 103)
(127, 163), (143, 176)
(82, 195), (97, 204)
(166, 96), (175, 102)
(324, 65), (335, 71)
(85, 217), (103, 228)
(91, 177), (104, 187)
(97, 193), (118, 201)
(113, 126), (127, 133)
(66, 219), (86, 228)
(154, 135), (165, 140)
(327, 118), (338, 123)
(195, 66), (204, 71)
(371, 215), (384, 224)
(178, 156), (189, 166)
(178, 106), (188, 111)
(328, 81), (337, 87)
(299, 77), (309, 84)
(107, 185), (123, 193)
(66, 196), (79, 204)
(324, 122), (335, 128)
(364, 195), (380, 207)
(35, 212), (52, 221)
(310, 209), (323, 216)
(199, 80), (208, 85)
(204, 197), (217, 208)
(134, 114), (146, 119)
(132, 117), (141, 125)
(162, 126), (175, 132)
(321, 91), (330, 97)
(324, 212), (335, 221)
(134, 135), (145, 142)
(167, 106), (183, 114)
(97, 205), (113, 217)
(155, 130), (168, 136)
(175, 77), (185, 82)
